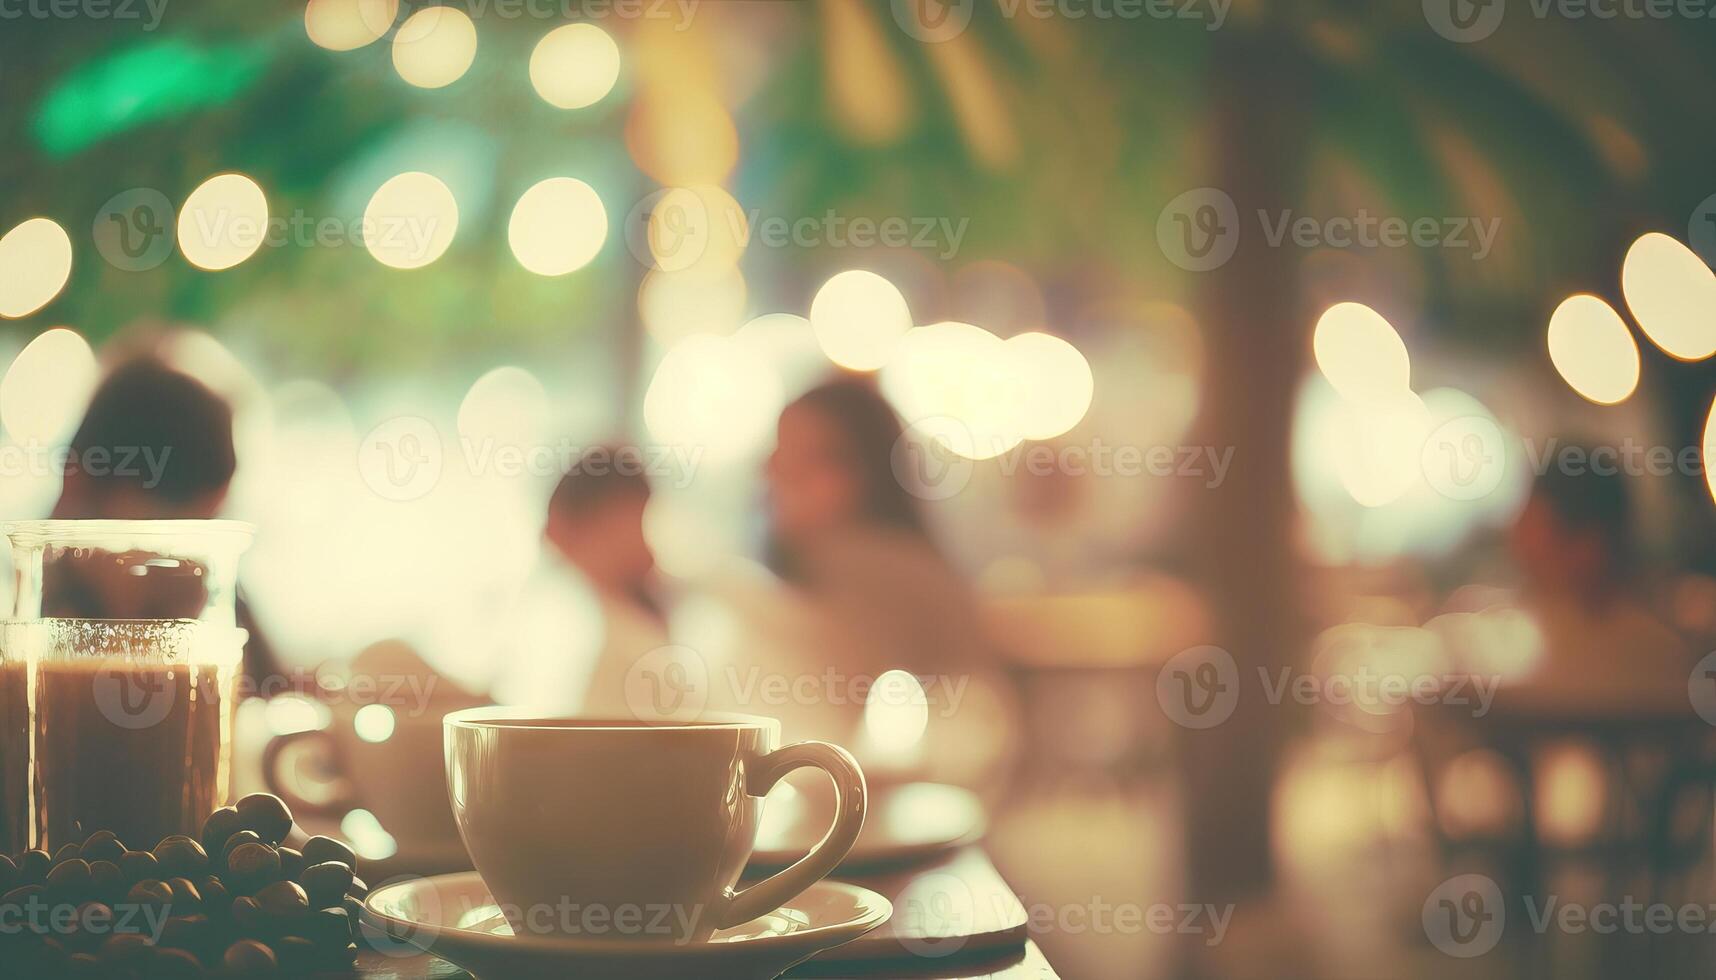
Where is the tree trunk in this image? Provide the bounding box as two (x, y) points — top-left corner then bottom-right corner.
(1181, 26), (1312, 907)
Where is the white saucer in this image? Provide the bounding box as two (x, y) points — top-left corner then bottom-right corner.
(751, 782), (986, 872)
(362, 873), (891, 980)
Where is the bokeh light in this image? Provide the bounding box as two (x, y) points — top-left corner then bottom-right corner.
(1621, 231), (1716, 361)
(882, 321), (1027, 460)
(1330, 389), (1431, 508)
(529, 23), (622, 110)
(508, 177), (607, 276)
(1312, 302), (1411, 404)
(643, 334), (783, 460)
(1006, 331), (1094, 440)
(810, 270), (913, 371)
(392, 7), (477, 90)
(352, 703), (396, 743)
(457, 365), (550, 449)
(0, 218), (73, 318)
(640, 266), (747, 343)
(863, 669), (930, 756)
(646, 185), (747, 276)
(364, 172), (458, 269)
(304, 0), (397, 51)
(1545, 294), (1640, 405)
(0, 327), (98, 444)
(1704, 393), (1716, 509)
(178, 173), (269, 271)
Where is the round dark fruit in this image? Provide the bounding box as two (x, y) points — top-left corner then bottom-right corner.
(201, 806), (244, 858)
(235, 794), (294, 846)
(18, 849), (50, 883)
(255, 879), (309, 918)
(96, 931), (151, 965)
(300, 836), (356, 871)
(230, 895), (265, 936)
(154, 837), (208, 878)
(118, 850), (159, 884)
(226, 842), (281, 894)
(52, 842), (81, 864)
(221, 938), (278, 973)
(301, 861), (354, 909)
(219, 831), (261, 870)
(45, 857), (92, 897)
(88, 860), (124, 901)
(277, 845), (305, 881)
(124, 879), (173, 913)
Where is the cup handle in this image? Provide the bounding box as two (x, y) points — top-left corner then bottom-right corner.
(261, 728), (355, 818)
(718, 740), (867, 928)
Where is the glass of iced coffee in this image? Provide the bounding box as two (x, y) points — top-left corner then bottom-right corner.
(1, 520), (252, 852)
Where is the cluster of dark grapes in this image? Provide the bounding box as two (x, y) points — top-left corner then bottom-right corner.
(0, 793), (369, 977)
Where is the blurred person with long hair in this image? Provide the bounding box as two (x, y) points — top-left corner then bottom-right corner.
(744, 376), (1018, 793)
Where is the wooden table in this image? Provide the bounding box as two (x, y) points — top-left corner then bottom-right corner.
(345, 848), (1060, 979)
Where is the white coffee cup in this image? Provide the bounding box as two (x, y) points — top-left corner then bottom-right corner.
(443, 708), (866, 943)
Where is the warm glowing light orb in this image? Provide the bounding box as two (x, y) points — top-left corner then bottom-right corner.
(529, 23), (621, 109)
(1330, 390), (1431, 508)
(643, 334), (783, 459)
(1621, 232), (1716, 361)
(305, 0), (397, 51)
(0, 218), (73, 318)
(863, 669), (930, 755)
(882, 321), (1027, 461)
(646, 185), (747, 275)
(1704, 394), (1716, 509)
(0, 327), (97, 444)
(810, 270), (912, 371)
(1006, 332), (1094, 440)
(457, 365), (549, 448)
(363, 172), (458, 269)
(1546, 294), (1640, 405)
(392, 7), (477, 89)
(508, 178), (607, 276)
(177, 174), (269, 271)
(640, 266), (747, 343)
(1313, 302), (1411, 403)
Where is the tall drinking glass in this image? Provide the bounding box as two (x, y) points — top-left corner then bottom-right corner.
(1, 520), (253, 852)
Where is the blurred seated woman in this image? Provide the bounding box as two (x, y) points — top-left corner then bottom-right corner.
(735, 377), (1018, 793)
(1503, 459), (1689, 705)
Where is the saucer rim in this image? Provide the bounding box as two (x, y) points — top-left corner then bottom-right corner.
(362, 873), (892, 956)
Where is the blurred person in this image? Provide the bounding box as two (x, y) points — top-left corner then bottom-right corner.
(46, 356), (282, 690)
(1504, 457), (1689, 701)
(491, 446), (668, 715)
(746, 376), (1018, 792)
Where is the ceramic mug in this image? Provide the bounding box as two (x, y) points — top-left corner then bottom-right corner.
(443, 708), (866, 943)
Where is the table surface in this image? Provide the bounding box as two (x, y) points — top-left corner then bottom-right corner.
(343, 848), (1059, 979)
